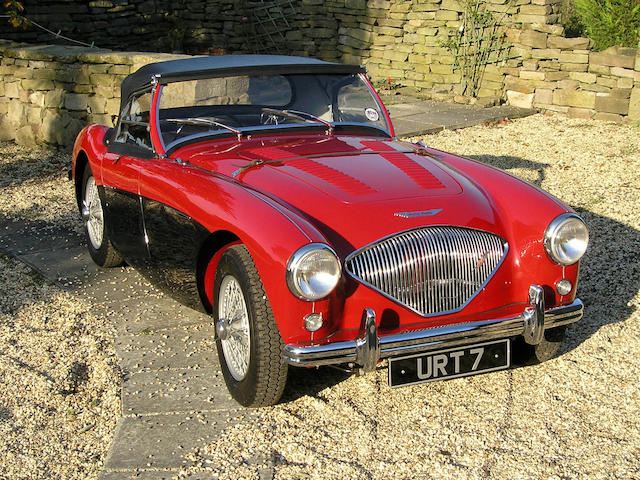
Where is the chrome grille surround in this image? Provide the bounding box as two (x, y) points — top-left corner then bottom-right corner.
(345, 227), (508, 317)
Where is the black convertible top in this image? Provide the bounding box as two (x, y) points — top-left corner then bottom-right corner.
(120, 54), (365, 106)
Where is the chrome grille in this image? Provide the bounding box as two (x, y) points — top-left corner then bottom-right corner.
(346, 227), (507, 316)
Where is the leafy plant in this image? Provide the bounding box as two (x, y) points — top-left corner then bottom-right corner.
(441, 0), (514, 97)
(560, 0), (586, 38)
(2, 0), (30, 28)
(573, 0), (640, 50)
(374, 77), (400, 91)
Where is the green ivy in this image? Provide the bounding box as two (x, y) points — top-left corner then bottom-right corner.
(573, 0), (640, 50)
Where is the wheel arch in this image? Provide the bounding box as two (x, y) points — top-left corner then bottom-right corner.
(74, 150), (90, 213)
(196, 229), (241, 314)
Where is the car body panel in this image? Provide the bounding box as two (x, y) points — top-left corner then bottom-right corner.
(71, 57), (584, 356)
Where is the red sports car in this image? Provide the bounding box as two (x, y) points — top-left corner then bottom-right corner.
(71, 55), (588, 407)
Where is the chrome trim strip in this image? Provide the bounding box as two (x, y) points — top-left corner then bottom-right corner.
(244, 189), (313, 242)
(283, 297), (584, 368)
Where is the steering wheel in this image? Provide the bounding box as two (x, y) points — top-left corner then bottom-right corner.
(260, 112), (285, 126)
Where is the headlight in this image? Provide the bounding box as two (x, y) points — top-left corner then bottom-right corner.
(286, 244), (341, 300)
(544, 213), (589, 265)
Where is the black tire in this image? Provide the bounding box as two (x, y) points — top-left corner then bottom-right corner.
(81, 166), (123, 268)
(214, 245), (288, 407)
(512, 325), (567, 365)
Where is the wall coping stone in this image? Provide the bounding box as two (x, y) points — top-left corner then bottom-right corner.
(0, 40), (188, 66)
(590, 46), (637, 69)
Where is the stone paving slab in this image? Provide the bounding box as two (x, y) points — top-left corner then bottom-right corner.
(100, 470), (181, 480)
(123, 369), (236, 415)
(115, 324), (218, 373)
(76, 268), (161, 303)
(105, 293), (211, 335)
(19, 246), (95, 283)
(0, 217), (82, 254)
(392, 118), (443, 136)
(386, 96), (536, 137)
(103, 411), (248, 471)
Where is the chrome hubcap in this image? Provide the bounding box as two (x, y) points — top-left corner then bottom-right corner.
(218, 275), (251, 381)
(83, 176), (104, 250)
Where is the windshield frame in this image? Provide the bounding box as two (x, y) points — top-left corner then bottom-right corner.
(150, 72), (394, 154)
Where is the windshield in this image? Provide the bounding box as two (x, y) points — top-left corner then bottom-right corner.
(157, 73), (389, 149)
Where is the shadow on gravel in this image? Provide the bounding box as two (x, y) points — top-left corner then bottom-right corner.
(281, 365), (353, 403)
(469, 155), (640, 357)
(468, 154), (548, 187)
(0, 149), (68, 189)
(0, 213), (83, 256)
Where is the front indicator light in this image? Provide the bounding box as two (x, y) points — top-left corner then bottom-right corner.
(304, 313), (323, 332)
(556, 279), (573, 296)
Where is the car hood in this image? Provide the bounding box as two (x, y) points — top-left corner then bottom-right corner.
(177, 134), (504, 252)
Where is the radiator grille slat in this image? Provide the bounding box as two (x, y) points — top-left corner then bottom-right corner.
(346, 227), (507, 316)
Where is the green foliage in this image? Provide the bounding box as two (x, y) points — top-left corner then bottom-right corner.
(560, 0), (586, 38)
(442, 0), (514, 97)
(573, 0), (640, 50)
(373, 77), (400, 91)
(2, 0), (30, 28)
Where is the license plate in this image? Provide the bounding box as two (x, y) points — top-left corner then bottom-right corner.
(388, 339), (510, 388)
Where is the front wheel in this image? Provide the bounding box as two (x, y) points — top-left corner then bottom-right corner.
(81, 166), (123, 267)
(214, 245), (288, 407)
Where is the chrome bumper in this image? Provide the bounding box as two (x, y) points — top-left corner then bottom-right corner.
(283, 285), (583, 370)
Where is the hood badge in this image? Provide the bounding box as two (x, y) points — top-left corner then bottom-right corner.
(394, 209), (442, 218)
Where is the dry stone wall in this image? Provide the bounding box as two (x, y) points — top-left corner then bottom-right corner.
(0, 40), (186, 147)
(297, 0), (639, 121)
(504, 40), (640, 122)
(2, 0), (640, 148)
(1, 0), (245, 54)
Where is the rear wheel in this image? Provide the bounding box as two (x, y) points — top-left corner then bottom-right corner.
(214, 245), (288, 407)
(81, 166), (123, 267)
(513, 325), (567, 365)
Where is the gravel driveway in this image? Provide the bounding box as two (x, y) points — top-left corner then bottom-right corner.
(0, 145), (120, 479)
(0, 114), (639, 480)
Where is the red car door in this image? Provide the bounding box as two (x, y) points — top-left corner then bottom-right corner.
(99, 145), (150, 263)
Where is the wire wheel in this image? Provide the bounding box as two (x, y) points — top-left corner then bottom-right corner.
(213, 244), (288, 407)
(82, 176), (104, 250)
(79, 166), (122, 268)
(218, 275), (251, 381)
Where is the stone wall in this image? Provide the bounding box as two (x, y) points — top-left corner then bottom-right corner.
(0, 0), (245, 54)
(631, 50), (640, 122)
(504, 40), (640, 122)
(294, 0), (537, 105)
(0, 40), (186, 147)
(2, 0), (639, 145)
(292, 0), (639, 120)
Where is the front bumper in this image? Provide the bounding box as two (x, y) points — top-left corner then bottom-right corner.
(283, 285), (583, 370)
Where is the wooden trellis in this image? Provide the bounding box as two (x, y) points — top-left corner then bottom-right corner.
(242, 0), (297, 54)
(448, 1), (514, 97)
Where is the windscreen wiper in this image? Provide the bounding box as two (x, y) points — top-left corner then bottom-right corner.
(165, 117), (242, 141)
(261, 108), (334, 135)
